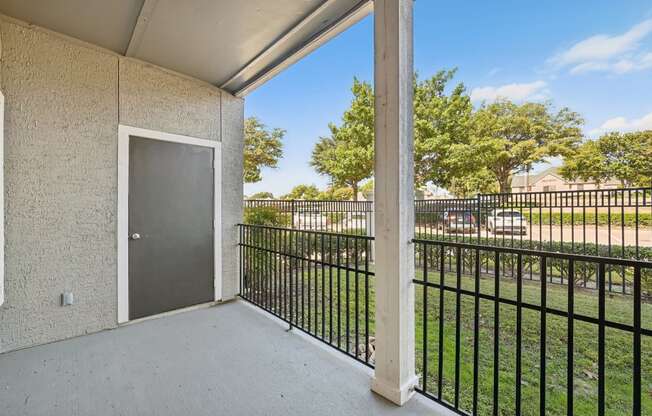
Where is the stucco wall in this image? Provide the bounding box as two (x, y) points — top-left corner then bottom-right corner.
(0, 20), (243, 353)
(118, 59), (221, 141)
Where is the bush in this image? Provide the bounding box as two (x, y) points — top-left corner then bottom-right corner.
(243, 206), (290, 227)
(414, 233), (652, 295)
(519, 211), (651, 227)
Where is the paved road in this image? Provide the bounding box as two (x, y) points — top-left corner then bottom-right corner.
(418, 225), (652, 248)
(518, 224), (651, 248)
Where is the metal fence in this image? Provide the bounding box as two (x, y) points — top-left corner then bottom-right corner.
(246, 188), (651, 295)
(246, 188), (651, 254)
(244, 199), (373, 234)
(238, 224), (652, 415)
(238, 223), (375, 366)
(413, 238), (652, 415)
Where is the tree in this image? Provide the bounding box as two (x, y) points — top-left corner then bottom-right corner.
(244, 117), (285, 183)
(472, 100), (584, 193)
(559, 140), (609, 186)
(310, 79), (374, 200)
(312, 72), (478, 198)
(281, 184), (321, 200)
(312, 72), (585, 197)
(248, 192), (275, 200)
(561, 130), (652, 187)
(447, 168), (499, 198)
(318, 186), (354, 201)
(413, 69), (476, 189)
(359, 180), (374, 200)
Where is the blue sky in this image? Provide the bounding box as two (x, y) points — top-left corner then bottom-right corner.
(244, 0), (652, 197)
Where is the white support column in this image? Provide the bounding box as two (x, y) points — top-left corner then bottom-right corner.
(371, 0), (417, 406)
(365, 210), (375, 262)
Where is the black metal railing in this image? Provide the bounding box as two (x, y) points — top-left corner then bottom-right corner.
(245, 188), (651, 296)
(245, 189), (651, 252)
(244, 199), (373, 233)
(413, 238), (652, 415)
(414, 188), (652, 266)
(238, 224), (651, 415)
(238, 223), (375, 366)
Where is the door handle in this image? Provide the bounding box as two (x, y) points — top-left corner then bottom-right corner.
(130, 233), (142, 240)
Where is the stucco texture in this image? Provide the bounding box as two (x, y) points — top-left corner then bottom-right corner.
(119, 59), (221, 141)
(0, 22), (119, 352)
(0, 20), (244, 353)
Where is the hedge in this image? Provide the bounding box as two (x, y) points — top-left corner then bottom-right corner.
(413, 233), (652, 295)
(519, 211), (652, 227)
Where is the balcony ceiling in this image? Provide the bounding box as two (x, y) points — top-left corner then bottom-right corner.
(0, 0), (371, 95)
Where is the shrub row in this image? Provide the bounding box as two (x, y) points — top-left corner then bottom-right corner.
(414, 233), (652, 294)
(519, 211), (651, 227)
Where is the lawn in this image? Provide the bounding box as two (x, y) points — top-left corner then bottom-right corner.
(413, 270), (652, 416)
(243, 259), (652, 415)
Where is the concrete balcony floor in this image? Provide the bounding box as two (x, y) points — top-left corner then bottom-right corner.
(0, 301), (445, 416)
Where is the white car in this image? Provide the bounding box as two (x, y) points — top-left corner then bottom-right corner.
(294, 212), (329, 230)
(487, 209), (527, 235)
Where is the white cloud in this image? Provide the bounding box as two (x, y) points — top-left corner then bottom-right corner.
(549, 19), (652, 74)
(470, 80), (548, 103)
(589, 111), (652, 136)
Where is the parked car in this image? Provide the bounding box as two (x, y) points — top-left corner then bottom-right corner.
(439, 210), (476, 234)
(487, 209), (527, 235)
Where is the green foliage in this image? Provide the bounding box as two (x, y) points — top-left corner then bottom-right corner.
(312, 71), (587, 198)
(413, 69), (478, 190)
(310, 78), (374, 200)
(561, 130), (652, 187)
(244, 117), (285, 183)
(360, 180), (374, 194)
(472, 100), (584, 192)
(415, 233), (652, 294)
(281, 184), (321, 200)
(447, 168), (499, 197)
(248, 191), (275, 200)
(318, 186), (354, 201)
(243, 206), (289, 227)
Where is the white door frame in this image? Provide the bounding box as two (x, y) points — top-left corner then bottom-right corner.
(117, 125), (222, 324)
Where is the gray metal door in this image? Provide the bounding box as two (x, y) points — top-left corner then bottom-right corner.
(128, 136), (214, 320)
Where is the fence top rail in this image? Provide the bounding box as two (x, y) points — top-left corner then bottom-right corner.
(412, 238), (652, 268)
(246, 187), (652, 210)
(244, 199), (374, 212)
(237, 223), (375, 240)
(245, 199), (374, 204)
(478, 186), (652, 198)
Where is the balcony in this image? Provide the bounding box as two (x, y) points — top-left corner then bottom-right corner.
(0, 300), (442, 416)
(238, 223), (652, 415)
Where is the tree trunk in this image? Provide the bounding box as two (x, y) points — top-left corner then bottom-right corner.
(352, 183), (359, 201)
(498, 173), (512, 194)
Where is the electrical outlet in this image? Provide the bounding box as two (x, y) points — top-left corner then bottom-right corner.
(61, 292), (74, 306)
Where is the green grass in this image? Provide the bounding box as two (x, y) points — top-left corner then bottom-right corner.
(244, 262), (652, 415)
(414, 270), (652, 416)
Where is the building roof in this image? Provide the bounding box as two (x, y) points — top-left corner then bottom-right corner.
(0, 0), (371, 96)
(511, 167), (562, 188)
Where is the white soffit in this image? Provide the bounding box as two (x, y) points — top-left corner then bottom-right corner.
(0, 0), (371, 96)
(0, 0), (144, 53)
